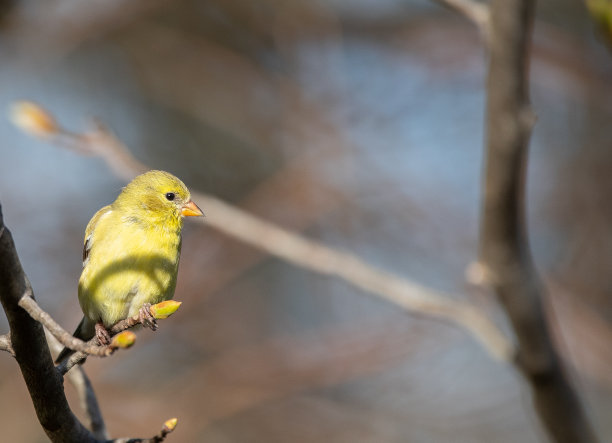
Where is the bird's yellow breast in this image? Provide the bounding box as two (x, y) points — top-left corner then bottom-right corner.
(78, 209), (182, 327)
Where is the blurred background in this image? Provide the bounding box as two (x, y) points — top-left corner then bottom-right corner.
(1, 0), (612, 441)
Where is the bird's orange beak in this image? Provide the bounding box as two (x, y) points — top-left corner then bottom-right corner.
(181, 200), (204, 217)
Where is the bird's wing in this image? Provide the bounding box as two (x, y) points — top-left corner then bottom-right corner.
(82, 205), (112, 267)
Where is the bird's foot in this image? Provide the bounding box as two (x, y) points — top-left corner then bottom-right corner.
(95, 322), (111, 345)
(139, 303), (158, 331)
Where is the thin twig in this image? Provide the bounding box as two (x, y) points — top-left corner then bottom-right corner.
(197, 194), (514, 360)
(108, 312), (150, 334)
(28, 117), (514, 362)
(20, 291), (162, 369)
(432, 0), (490, 36)
(0, 333), (14, 356)
(480, 0), (597, 441)
(58, 349), (89, 375)
(68, 368), (109, 439)
(58, 313), (155, 374)
(18, 294), (111, 357)
(113, 418), (177, 443)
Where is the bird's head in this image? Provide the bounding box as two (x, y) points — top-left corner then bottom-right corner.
(115, 170), (203, 226)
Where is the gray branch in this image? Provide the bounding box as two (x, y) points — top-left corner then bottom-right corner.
(57, 310), (169, 374)
(67, 368), (110, 440)
(19, 295), (112, 357)
(46, 330), (109, 440)
(479, 0), (598, 441)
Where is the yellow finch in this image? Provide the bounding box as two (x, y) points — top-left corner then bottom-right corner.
(56, 170), (203, 363)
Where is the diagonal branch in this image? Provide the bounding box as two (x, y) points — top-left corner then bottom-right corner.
(199, 193), (513, 360)
(67, 368), (108, 440)
(17, 289), (179, 373)
(57, 348), (92, 376)
(19, 295), (112, 357)
(56, 304), (180, 374)
(0, 333), (14, 356)
(479, 0), (597, 441)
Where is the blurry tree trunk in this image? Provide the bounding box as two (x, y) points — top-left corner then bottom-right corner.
(480, 0), (597, 442)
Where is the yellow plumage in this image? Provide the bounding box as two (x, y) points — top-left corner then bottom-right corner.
(56, 170), (203, 363)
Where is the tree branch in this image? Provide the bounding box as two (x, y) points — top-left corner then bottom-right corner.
(16, 287), (180, 373)
(199, 193), (513, 361)
(480, 0), (597, 441)
(0, 204), (96, 442)
(10, 103), (514, 363)
(57, 349), (90, 375)
(18, 295), (112, 357)
(45, 330), (109, 440)
(432, 0), (490, 36)
(56, 304), (179, 374)
(67, 367), (109, 440)
(113, 418), (177, 443)
(0, 333), (14, 356)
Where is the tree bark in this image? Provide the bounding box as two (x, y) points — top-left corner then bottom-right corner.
(480, 1), (597, 441)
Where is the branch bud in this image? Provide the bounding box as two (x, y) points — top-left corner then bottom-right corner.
(110, 331), (136, 349)
(150, 300), (182, 319)
(10, 101), (59, 138)
(163, 418), (178, 433)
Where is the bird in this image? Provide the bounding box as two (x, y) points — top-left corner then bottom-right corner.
(55, 170), (204, 363)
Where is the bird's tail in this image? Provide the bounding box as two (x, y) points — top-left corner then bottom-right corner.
(55, 317), (94, 364)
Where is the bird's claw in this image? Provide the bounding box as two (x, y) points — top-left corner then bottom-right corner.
(95, 322), (111, 345)
(139, 303), (158, 331)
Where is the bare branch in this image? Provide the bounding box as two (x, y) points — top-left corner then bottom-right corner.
(113, 418), (177, 443)
(18, 295), (112, 357)
(19, 290), (176, 373)
(13, 107), (514, 362)
(480, 0), (597, 441)
(432, 0), (490, 36)
(67, 368), (109, 440)
(0, 204), (96, 442)
(0, 333), (14, 356)
(57, 306), (177, 374)
(199, 193), (514, 361)
(57, 349), (89, 375)
(108, 311), (153, 334)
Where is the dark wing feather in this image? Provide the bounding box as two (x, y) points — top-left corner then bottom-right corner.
(82, 205), (112, 268)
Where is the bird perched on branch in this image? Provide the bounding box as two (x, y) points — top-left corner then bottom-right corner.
(56, 170), (204, 363)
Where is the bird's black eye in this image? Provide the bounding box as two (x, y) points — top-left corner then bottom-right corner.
(165, 192), (176, 201)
